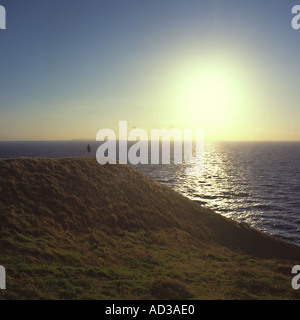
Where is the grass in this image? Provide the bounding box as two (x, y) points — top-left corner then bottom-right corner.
(0, 157), (300, 300)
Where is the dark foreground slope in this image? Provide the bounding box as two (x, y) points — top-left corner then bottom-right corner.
(0, 158), (299, 300)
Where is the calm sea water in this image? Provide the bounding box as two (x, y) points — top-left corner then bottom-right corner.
(1, 140), (300, 245)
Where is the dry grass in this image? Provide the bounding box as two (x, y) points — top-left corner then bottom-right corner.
(0, 157), (299, 300)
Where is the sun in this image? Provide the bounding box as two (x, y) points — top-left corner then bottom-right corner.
(172, 58), (254, 139)
(185, 71), (235, 122)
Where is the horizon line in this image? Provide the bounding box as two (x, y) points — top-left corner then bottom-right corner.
(1, 139), (300, 143)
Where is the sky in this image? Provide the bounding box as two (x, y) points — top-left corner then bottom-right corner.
(0, 0), (300, 141)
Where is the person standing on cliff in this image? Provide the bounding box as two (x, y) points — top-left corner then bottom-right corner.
(87, 144), (91, 157)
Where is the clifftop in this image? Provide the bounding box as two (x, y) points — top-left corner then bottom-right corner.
(0, 158), (299, 299)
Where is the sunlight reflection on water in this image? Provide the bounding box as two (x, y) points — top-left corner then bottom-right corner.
(135, 141), (300, 245)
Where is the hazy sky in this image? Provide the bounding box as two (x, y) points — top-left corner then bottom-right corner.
(1, 0), (300, 141)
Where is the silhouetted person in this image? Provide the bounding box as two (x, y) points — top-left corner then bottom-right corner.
(87, 144), (91, 157)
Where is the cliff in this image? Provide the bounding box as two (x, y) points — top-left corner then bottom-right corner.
(0, 158), (299, 299)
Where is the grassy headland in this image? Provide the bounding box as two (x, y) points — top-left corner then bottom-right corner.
(0, 158), (300, 300)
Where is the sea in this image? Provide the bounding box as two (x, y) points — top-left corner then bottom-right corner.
(1, 140), (300, 246)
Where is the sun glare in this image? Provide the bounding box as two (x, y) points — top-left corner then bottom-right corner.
(185, 71), (235, 122)
(171, 58), (255, 140)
